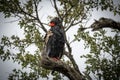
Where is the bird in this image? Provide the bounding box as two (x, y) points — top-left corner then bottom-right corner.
(45, 17), (65, 61)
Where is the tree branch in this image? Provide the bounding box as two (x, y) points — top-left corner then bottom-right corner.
(62, 1), (77, 20)
(11, 0), (47, 33)
(61, 31), (84, 78)
(79, 17), (120, 31)
(65, 5), (85, 32)
(40, 55), (84, 80)
(64, 51), (84, 76)
(40, 1), (85, 79)
(90, 17), (120, 31)
(33, 0), (47, 32)
(53, 0), (62, 20)
(72, 13), (86, 26)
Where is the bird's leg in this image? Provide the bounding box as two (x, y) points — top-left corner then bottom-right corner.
(51, 57), (60, 61)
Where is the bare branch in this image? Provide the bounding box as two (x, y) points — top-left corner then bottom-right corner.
(64, 51), (83, 75)
(79, 17), (120, 31)
(90, 17), (120, 31)
(63, 31), (83, 76)
(50, 0), (54, 8)
(40, 55), (84, 80)
(53, 0), (62, 20)
(33, 0), (47, 32)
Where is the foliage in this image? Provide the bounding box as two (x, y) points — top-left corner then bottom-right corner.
(0, 0), (120, 80)
(75, 29), (120, 79)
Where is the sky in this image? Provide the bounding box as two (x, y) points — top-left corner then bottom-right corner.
(0, 0), (120, 80)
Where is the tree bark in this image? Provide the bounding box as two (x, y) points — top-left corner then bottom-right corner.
(79, 17), (120, 31)
(40, 49), (85, 80)
(90, 17), (120, 31)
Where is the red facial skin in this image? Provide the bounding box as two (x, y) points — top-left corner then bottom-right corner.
(49, 22), (55, 27)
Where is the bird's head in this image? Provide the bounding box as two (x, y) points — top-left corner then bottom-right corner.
(49, 17), (62, 27)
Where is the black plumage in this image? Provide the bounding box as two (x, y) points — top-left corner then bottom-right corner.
(45, 17), (65, 59)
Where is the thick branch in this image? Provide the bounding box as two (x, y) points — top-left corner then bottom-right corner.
(90, 17), (120, 31)
(40, 56), (84, 80)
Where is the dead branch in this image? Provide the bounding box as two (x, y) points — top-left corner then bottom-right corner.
(90, 17), (120, 31)
(79, 17), (120, 31)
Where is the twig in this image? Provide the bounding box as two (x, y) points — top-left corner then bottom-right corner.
(33, 0), (47, 32)
(53, 0), (62, 20)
